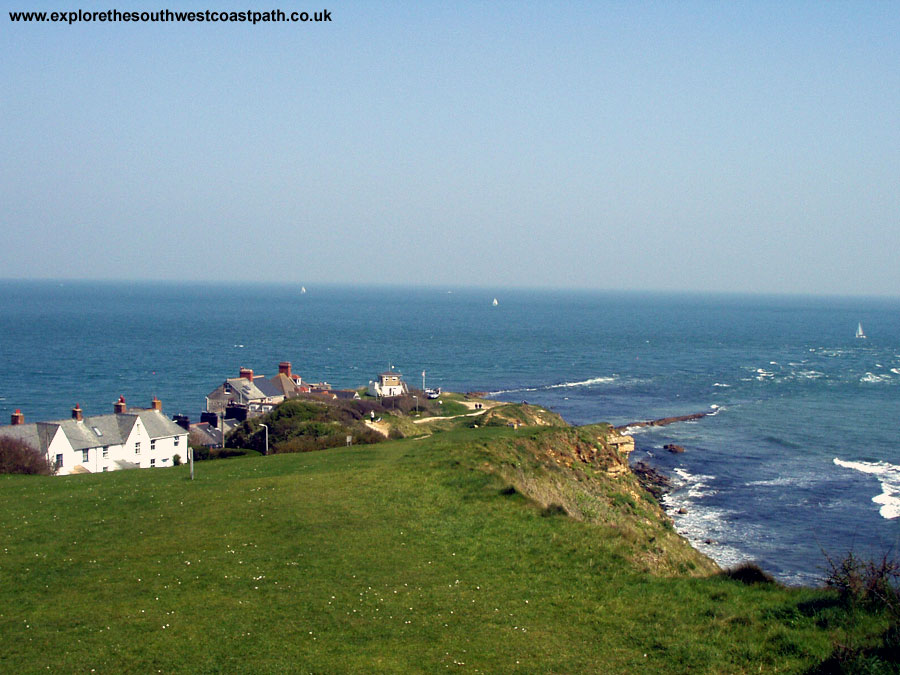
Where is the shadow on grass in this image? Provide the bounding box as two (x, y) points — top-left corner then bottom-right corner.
(719, 562), (777, 585)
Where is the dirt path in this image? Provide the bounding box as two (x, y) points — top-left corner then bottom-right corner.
(412, 409), (488, 424)
(456, 399), (503, 411)
(364, 420), (391, 437)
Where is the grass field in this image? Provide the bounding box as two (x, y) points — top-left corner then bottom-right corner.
(0, 425), (891, 672)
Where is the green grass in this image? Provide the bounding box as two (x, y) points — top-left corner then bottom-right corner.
(0, 428), (889, 672)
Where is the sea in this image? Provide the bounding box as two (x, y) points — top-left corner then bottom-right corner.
(2, 280), (899, 586)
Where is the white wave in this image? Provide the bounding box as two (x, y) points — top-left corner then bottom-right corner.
(545, 375), (618, 389)
(794, 370), (824, 379)
(834, 458), (900, 519)
(860, 372), (892, 384)
(486, 386), (539, 395)
(662, 485), (748, 569)
(746, 474), (821, 489)
(671, 468), (717, 500)
(891, 368), (900, 376)
(769, 361), (778, 365)
(712, 382), (731, 388)
(487, 375), (617, 396)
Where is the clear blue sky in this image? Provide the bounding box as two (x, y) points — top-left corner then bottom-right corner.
(2, 1), (898, 295)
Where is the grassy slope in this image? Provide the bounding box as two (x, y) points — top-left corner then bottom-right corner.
(0, 425), (886, 673)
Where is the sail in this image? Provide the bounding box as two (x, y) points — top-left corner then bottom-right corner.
(856, 322), (866, 339)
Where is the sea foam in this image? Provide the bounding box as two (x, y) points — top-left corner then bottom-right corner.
(488, 375), (617, 396)
(834, 458), (900, 519)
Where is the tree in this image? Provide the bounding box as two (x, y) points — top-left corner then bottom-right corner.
(0, 436), (54, 475)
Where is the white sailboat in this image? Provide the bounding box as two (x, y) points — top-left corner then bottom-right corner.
(301, 286), (307, 294)
(492, 298), (498, 306)
(856, 322), (866, 339)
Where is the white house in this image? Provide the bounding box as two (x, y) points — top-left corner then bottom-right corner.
(368, 371), (408, 398)
(0, 397), (189, 476)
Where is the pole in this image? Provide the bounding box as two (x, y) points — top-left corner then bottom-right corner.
(422, 370), (425, 392)
(413, 395), (418, 413)
(260, 423), (268, 456)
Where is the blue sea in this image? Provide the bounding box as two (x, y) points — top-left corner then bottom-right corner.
(2, 280), (899, 586)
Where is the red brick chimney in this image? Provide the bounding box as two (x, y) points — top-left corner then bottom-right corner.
(279, 361), (292, 377)
(151, 396), (162, 411)
(114, 395), (127, 414)
(239, 367), (254, 382)
(10, 409), (24, 426)
(72, 404), (83, 422)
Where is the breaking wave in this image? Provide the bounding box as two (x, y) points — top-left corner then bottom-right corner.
(546, 375), (618, 389)
(833, 458), (900, 519)
(487, 375), (618, 396)
(663, 469), (749, 569)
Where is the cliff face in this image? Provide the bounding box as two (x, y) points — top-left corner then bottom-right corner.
(465, 422), (717, 577)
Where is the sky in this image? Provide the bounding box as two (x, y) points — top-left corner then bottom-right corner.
(2, 1), (899, 295)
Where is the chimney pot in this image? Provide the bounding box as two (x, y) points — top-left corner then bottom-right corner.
(239, 367), (254, 382)
(279, 361), (292, 377)
(151, 396), (162, 411)
(10, 409), (24, 425)
(72, 404), (83, 422)
(114, 395), (127, 414)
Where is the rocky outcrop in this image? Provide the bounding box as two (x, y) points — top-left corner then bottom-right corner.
(631, 461), (672, 501)
(614, 412), (708, 432)
(664, 444), (686, 453)
(607, 431), (635, 457)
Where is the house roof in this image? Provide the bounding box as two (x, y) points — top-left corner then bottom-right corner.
(207, 378), (269, 403)
(189, 422), (223, 446)
(0, 409), (187, 453)
(255, 377), (286, 399)
(0, 422), (50, 453)
(267, 372), (299, 397)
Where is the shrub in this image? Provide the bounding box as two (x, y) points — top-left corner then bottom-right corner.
(825, 551), (900, 611)
(0, 436), (54, 475)
(172, 454), (181, 466)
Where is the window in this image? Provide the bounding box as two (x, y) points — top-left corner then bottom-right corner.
(102, 467), (108, 472)
(92, 426), (103, 437)
(102, 446), (109, 459)
(82, 449), (89, 463)
(151, 439), (156, 451)
(174, 436), (180, 447)
(135, 441), (141, 455)
(55, 454), (63, 467)
(150, 459), (156, 467)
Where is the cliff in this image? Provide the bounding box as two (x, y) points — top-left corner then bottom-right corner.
(460, 419), (717, 577)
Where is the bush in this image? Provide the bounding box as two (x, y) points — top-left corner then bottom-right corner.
(825, 551), (900, 610)
(0, 436), (54, 475)
(173, 454), (181, 466)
